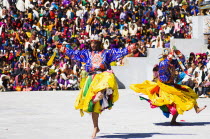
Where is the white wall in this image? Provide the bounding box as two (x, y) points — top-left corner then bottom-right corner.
(192, 16), (205, 40)
(112, 48), (162, 89)
(170, 38), (207, 55)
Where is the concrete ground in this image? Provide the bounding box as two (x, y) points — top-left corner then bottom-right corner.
(0, 89), (210, 139)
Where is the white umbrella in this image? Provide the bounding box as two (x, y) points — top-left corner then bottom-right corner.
(33, 9), (39, 19)
(3, 0), (10, 10)
(0, 8), (2, 19)
(0, 24), (4, 35)
(16, 0), (26, 12)
(25, 0), (32, 9)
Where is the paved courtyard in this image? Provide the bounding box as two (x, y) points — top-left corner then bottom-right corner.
(0, 89), (210, 139)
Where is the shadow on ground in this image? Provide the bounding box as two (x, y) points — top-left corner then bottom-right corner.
(115, 76), (126, 89)
(154, 122), (210, 126)
(97, 132), (194, 138)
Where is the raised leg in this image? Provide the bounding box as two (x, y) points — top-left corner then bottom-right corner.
(194, 104), (207, 114)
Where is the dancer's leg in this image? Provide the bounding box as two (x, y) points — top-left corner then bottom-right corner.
(194, 104), (207, 113)
(170, 112), (181, 125)
(92, 112), (100, 139)
(91, 90), (105, 138)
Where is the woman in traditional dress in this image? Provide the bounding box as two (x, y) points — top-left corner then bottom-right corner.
(65, 35), (135, 138)
(130, 48), (206, 125)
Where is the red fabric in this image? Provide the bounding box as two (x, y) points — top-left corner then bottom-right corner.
(167, 104), (177, 115)
(127, 43), (137, 53)
(107, 9), (114, 18)
(50, 11), (55, 19)
(174, 84), (189, 92)
(150, 85), (160, 94)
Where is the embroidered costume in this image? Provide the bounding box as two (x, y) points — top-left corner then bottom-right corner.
(130, 50), (199, 118)
(66, 47), (129, 116)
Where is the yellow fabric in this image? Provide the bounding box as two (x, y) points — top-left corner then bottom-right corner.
(79, 77), (87, 89)
(15, 33), (20, 41)
(79, 67), (88, 89)
(130, 80), (198, 115)
(75, 71), (119, 116)
(110, 61), (117, 66)
(26, 32), (32, 38)
(48, 24), (54, 31)
(28, 13), (33, 20)
(47, 52), (56, 66)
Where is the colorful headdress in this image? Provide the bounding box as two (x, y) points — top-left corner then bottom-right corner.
(162, 48), (171, 56)
(167, 50), (183, 60)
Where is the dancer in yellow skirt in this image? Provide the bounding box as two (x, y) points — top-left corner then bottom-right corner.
(130, 48), (206, 125)
(65, 35), (135, 138)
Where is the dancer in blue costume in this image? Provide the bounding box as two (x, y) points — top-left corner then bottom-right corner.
(65, 35), (136, 138)
(130, 48), (207, 125)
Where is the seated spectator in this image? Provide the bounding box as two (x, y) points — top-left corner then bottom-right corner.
(48, 72), (58, 91)
(69, 74), (79, 90)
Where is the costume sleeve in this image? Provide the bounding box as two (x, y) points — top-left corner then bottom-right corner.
(106, 43), (138, 62)
(107, 47), (128, 62)
(65, 48), (89, 63)
(172, 54), (186, 69)
(158, 60), (171, 83)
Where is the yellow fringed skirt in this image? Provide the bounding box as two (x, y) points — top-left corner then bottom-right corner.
(130, 80), (198, 115)
(75, 71), (119, 116)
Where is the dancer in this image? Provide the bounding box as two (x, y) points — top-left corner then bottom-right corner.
(65, 35), (135, 138)
(130, 48), (206, 125)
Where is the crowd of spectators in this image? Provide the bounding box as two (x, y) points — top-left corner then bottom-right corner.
(152, 46), (210, 98)
(174, 46), (210, 98)
(0, 0), (208, 91)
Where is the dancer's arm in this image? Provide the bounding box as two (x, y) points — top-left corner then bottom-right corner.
(65, 48), (89, 63)
(171, 49), (186, 71)
(107, 44), (136, 62)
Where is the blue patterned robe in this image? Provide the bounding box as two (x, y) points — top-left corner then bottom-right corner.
(66, 48), (128, 72)
(158, 57), (185, 84)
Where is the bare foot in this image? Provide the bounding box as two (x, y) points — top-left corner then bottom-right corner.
(170, 122), (182, 126)
(196, 105), (207, 114)
(92, 127), (100, 139)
